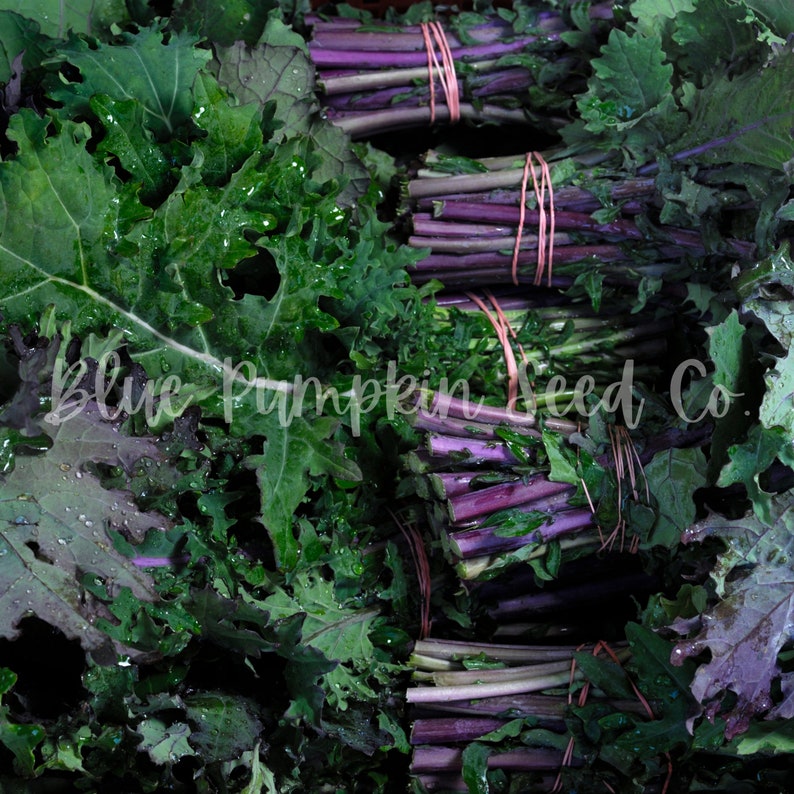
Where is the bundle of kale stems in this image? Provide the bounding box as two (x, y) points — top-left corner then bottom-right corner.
(307, 0), (794, 791)
(0, 0), (792, 792)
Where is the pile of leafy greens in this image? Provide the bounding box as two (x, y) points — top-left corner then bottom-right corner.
(0, 0), (794, 793)
(0, 2), (432, 790)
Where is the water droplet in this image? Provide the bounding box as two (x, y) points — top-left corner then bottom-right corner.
(57, 538), (67, 545)
(75, 471), (83, 479)
(84, 520), (94, 528)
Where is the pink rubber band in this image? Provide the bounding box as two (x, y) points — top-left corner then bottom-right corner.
(421, 21), (461, 124)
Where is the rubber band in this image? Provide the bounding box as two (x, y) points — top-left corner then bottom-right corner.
(484, 289), (529, 365)
(465, 291), (520, 408)
(600, 426), (648, 553)
(556, 639), (674, 793)
(389, 508), (431, 640)
(511, 153), (532, 286)
(511, 151), (556, 287)
(420, 21), (460, 124)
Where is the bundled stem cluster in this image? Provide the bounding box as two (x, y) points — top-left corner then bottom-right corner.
(404, 150), (757, 290)
(406, 633), (662, 792)
(305, 4), (614, 138)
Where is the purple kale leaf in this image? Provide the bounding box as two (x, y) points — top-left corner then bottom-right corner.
(670, 492), (794, 738)
(0, 332), (172, 662)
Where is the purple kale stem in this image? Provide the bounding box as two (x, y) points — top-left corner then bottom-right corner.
(412, 176), (658, 205)
(487, 570), (662, 619)
(635, 421), (712, 465)
(413, 692), (568, 722)
(416, 208), (717, 248)
(426, 433), (523, 465)
(408, 244), (631, 269)
(448, 474), (575, 525)
(410, 268), (573, 287)
(432, 292), (573, 311)
(419, 194), (650, 215)
(430, 472), (485, 499)
(310, 21), (517, 51)
(310, 27), (512, 53)
(317, 60), (515, 92)
(309, 9), (576, 47)
(133, 554), (190, 567)
(321, 69), (534, 105)
(410, 745), (572, 773)
(329, 103), (533, 138)
(449, 507), (593, 558)
(410, 228), (749, 258)
(309, 36), (559, 69)
(410, 717), (510, 745)
(638, 112), (794, 176)
(413, 408), (542, 441)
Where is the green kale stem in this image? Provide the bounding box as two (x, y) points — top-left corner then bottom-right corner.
(419, 391), (578, 436)
(456, 533), (600, 581)
(410, 745), (576, 774)
(414, 658), (575, 686)
(411, 637), (587, 664)
(406, 670), (577, 702)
